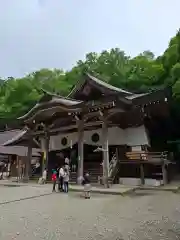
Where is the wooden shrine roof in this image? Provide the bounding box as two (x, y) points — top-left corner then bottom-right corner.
(18, 89), (84, 122)
(68, 73), (132, 98)
(17, 72), (170, 127)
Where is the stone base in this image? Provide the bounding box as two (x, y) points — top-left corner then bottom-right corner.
(22, 177), (29, 183)
(119, 178), (164, 187)
(119, 178), (141, 186)
(77, 176), (83, 185)
(144, 179), (163, 186)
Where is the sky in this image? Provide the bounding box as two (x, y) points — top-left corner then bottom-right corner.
(0, 0), (179, 78)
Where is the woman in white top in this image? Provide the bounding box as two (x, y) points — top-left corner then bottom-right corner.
(58, 166), (65, 191)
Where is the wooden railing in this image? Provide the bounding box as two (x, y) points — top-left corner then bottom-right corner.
(107, 154), (120, 185)
(109, 154), (118, 177)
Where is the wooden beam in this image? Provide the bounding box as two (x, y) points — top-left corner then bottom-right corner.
(105, 108), (125, 120)
(33, 138), (41, 148)
(83, 105), (116, 122)
(29, 121), (106, 136)
(24, 105), (83, 124)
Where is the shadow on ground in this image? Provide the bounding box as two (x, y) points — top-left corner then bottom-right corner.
(128, 190), (158, 198)
(53, 192), (114, 199)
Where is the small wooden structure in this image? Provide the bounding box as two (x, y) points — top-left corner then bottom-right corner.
(0, 130), (40, 181)
(122, 151), (171, 185)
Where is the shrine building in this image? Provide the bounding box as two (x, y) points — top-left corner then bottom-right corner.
(4, 73), (171, 186)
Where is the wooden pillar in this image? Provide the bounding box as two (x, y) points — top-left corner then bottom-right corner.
(162, 163), (168, 185)
(45, 135), (50, 170)
(16, 156), (19, 182)
(40, 137), (45, 174)
(24, 144), (32, 182)
(115, 147), (119, 184)
(41, 135), (50, 174)
(161, 153), (168, 185)
(102, 121), (109, 188)
(7, 155), (11, 178)
(77, 119), (84, 184)
(140, 163), (145, 185)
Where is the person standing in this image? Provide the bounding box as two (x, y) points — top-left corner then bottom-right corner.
(51, 169), (57, 192)
(65, 157), (70, 165)
(82, 173), (91, 199)
(63, 168), (69, 193)
(64, 156), (70, 174)
(58, 166), (64, 191)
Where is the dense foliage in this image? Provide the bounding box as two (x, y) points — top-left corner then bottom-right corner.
(0, 30), (180, 120)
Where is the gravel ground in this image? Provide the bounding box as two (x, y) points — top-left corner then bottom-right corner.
(0, 185), (51, 204)
(0, 188), (180, 239)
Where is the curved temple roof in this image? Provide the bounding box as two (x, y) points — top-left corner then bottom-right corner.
(68, 73), (133, 98)
(18, 73), (169, 123)
(18, 89), (84, 121)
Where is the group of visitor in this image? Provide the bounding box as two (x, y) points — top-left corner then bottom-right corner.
(52, 161), (91, 198)
(41, 154), (91, 199)
(52, 167), (91, 199)
(50, 156), (70, 193)
(51, 164), (69, 193)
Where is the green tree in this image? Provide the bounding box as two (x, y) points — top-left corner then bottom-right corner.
(0, 31), (180, 119)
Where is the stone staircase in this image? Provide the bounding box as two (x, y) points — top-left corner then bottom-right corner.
(30, 162), (117, 185)
(69, 172), (77, 183)
(70, 162), (103, 184)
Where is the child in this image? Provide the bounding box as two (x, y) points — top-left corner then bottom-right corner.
(82, 173), (91, 199)
(63, 168), (69, 193)
(51, 169), (57, 192)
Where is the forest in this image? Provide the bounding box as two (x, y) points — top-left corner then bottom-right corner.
(0, 30), (180, 125)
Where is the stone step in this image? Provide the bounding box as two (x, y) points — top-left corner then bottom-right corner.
(70, 172), (101, 176)
(70, 174), (100, 183)
(30, 169), (103, 184)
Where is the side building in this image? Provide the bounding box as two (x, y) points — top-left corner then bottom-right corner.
(0, 129), (40, 180)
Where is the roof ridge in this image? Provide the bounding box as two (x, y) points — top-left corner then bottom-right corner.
(86, 73), (133, 95)
(67, 74), (86, 98)
(41, 88), (82, 102)
(68, 72), (133, 98)
(0, 129), (22, 133)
